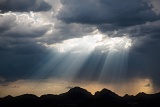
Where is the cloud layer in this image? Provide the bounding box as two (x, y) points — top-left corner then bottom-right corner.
(0, 0), (52, 12)
(0, 0), (160, 94)
(58, 0), (160, 28)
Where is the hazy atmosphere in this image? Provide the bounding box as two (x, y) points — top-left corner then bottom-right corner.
(0, 0), (160, 97)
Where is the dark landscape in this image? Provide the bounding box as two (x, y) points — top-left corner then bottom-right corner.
(0, 87), (160, 107)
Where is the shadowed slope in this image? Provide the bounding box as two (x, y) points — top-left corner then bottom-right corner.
(0, 87), (160, 107)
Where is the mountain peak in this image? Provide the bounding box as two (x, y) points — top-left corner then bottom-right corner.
(68, 86), (92, 95)
(101, 88), (114, 93)
(95, 88), (120, 99)
(68, 87), (87, 92)
(60, 87), (92, 99)
(136, 92), (147, 97)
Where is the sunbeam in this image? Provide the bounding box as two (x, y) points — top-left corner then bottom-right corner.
(39, 30), (133, 83)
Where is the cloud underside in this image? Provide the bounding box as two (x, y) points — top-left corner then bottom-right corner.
(58, 0), (160, 28)
(0, 0), (160, 92)
(0, 0), (52, 12)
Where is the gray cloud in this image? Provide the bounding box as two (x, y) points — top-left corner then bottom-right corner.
(0, 0), (52, 13)
(53, 22), (96, 39)
(0, 13), (52, 38)
(0, 12), (52, 81)
(114, 21), (160, 38)
(0, 41), (50, 81)
(0, 13), (16, 32)
(57, 0), (160, 29)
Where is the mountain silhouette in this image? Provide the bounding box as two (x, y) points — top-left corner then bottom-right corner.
(60, 86), (92, 99)
(0, 87), (160, 107)
(95, 88), (120, 99)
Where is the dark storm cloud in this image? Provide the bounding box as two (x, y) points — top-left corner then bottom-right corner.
(0, 0), (52, 13)
(114, 21), (160, 38)
(57, 0), (160, 28)
(0, 12), (53, 81)
(0, 40), (51, 81)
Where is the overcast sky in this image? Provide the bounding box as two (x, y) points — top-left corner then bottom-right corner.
(0, 0), (160, 97)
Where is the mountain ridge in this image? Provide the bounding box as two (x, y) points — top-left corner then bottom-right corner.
(0, 87), (160, 107)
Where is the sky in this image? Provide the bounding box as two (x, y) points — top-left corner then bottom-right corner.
(0, 0), (160, 97)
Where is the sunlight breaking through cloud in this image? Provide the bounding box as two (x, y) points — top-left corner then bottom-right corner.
(47, 30), (132, 53)
(34, 30), (133, 84)
(32, 30), (134, 83)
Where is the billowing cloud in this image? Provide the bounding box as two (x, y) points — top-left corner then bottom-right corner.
(0, 0), (52, 13)
(0, 12), (53, 81)
(57, 0), (160, 28)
